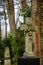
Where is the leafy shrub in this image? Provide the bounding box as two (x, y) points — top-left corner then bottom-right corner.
(19, 7), (31, 17)
(3, 30), (24, 65)
(10, 30), (24, 65)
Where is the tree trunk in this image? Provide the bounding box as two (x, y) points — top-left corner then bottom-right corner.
(6, 0), (17, 35)
(21, 0), (27, 53)
(0, 20), (1, 38)
(31, 0), (41, 57)
(21, 0), (27, 10)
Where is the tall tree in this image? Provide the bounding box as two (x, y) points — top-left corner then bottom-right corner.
(6, 0), (17, 35)
(21, 0), (27, 54)
(31, 0), (41, 57)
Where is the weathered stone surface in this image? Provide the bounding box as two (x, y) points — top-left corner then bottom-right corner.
(25, 17), (32, 25)
(20, 21), (36, 56)
(4, 47), (11, 65)
(20, 24), (28, 31)
(23, 32), (35, 56)
(4, 47), (10, 58)
(4, 59), (11, 65)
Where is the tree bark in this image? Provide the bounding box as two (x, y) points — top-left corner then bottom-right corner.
(31, 0), (41, 57)
(21, 0), (27, 10)
(6, 0), (17, 35)
(0, 20), (1, 38)
(21, 0), (27, 53)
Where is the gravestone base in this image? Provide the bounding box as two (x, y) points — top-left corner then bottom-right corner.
(23, 51), (35, 56)
(4, 59), (11, 65)
(18, 56), (40, 65)
(4, 47), (11, 65)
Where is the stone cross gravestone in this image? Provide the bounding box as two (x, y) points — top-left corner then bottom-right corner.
(20, 18), (37, 56)
(20, 24), (34, 56)
(4, 47), (11, 65)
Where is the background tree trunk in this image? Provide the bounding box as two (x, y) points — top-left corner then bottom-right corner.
(31, 0), (41, 57)
(0, 20), (1, 38)
(6, 0), (17, 35)
(21, 0), (27, 51)
(21, 0), (27, 10)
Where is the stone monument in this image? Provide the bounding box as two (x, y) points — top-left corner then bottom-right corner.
(18, 18), (40, 65)
(4, 47), (11, 65)
(20, 18), (37, 56)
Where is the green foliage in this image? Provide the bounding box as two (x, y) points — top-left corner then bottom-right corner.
(3, 31), (24, 65)
(19, 7), (31, 17)
(10, 30), (24, 65)
(0, 38), (4, 60)
(40, 0), (43, 2)
(40, 32), (43, 37)
(0, 30), (24, 65)
(3, 37), (11, 47)
(40, 23), (43, 37)
(19, 7), (31, 23)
